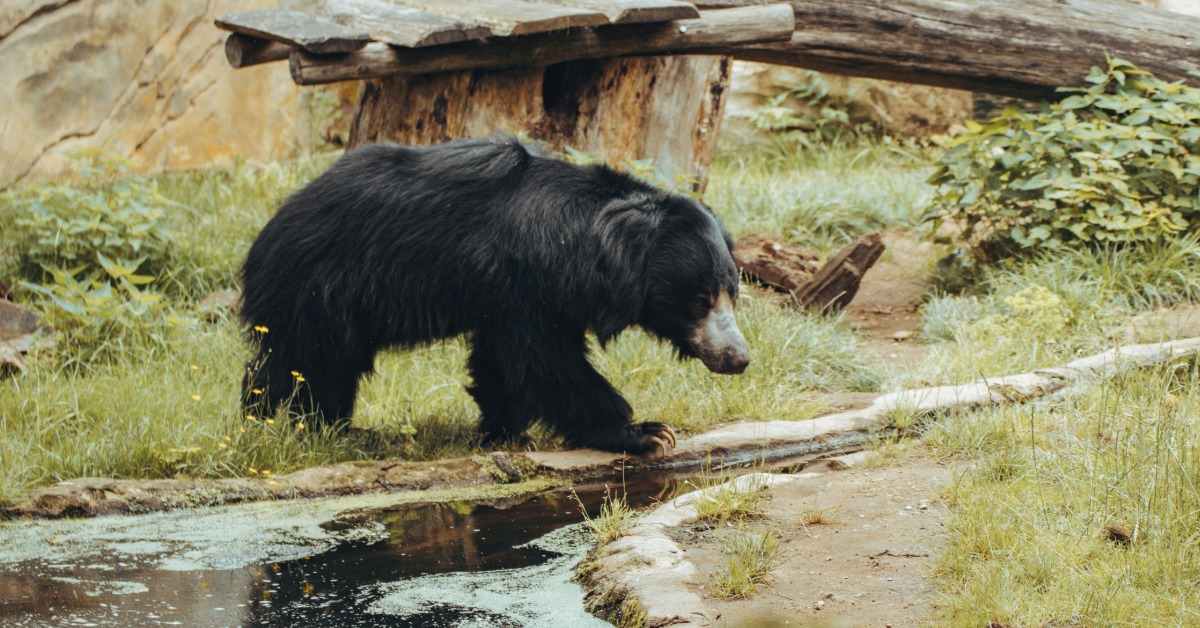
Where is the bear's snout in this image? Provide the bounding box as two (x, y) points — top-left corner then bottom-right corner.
(690, 294), (750, 375)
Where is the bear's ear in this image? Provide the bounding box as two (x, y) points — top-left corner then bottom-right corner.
(592, 199), (662, 345)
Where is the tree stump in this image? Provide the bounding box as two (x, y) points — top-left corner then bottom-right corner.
(347, 55), (732, 191)
(733, 233), (885, 309)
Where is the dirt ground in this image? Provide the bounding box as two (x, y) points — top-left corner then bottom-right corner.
(671, 235), (946, 627)
(672, 461), (952, 627)
(843, 232), (933, 372)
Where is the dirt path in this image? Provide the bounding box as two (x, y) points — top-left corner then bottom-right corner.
(843, 232), (933, 372)
(673, 459), (951, 627)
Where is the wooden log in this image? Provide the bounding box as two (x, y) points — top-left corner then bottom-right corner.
(291, 4), (795, 85)
(732, 234), (819, 293)
(534, 0), (700, 24)
(348, 54), (732, 191)
(733, 233), (884, 310)
(720, 0), (1200, 100)
(224, 34), (293, 69)
(315, 0), (492, 47)
(387, 0), (609, 36)
(215, 8), (370, 54)
(793, 233), (885, 310)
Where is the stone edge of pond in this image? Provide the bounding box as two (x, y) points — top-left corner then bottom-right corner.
(6, 337), (1200, 520)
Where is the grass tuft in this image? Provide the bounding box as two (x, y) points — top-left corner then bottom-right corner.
(714, 525), (785, 599)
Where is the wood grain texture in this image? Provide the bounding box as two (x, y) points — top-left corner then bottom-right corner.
(224, 34), (293, 68)
(347, 55), (732, 191)
(316, 0), (491, 47)
(215, 9), (370, 54)
(725, 0), (1200, 99)
(387, 0), (610, 36)
(290, 4), (794, 84)
(534, 0), (700, 24)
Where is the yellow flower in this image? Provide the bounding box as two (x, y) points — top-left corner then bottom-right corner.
(245, 414), (257, 421)
(251, 389), (263, 395)
(254, 325), (269, 333)
(191, 395), (201, 401)
(297, 422), (306, 430)
(266, 419), (275, 425)
(248, 467), (258, 474)
(189, 365), (198, 370)
(218, 443), (227, 449)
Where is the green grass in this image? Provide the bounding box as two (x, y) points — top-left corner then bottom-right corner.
(925, 362), (1200, 626)
(708, 139), (938, 255)
(714, 525), (785, 599)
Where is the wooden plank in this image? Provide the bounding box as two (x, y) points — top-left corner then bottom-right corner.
(388, 0), (610, 36)
(534, 0), (699, 24)
(315, 0), (491, 47)
(215, 9), (370, 54)
(224, 34), (293, 68)
(291, 4), (795, 84)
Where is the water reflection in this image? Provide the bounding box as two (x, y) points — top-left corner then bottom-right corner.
(0, 475), (691, 626)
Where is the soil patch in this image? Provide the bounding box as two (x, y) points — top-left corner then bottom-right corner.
(844, 232), (933, 371)
(676, 460), (951, 626)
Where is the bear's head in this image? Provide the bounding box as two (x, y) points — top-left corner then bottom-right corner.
(594, 192), (750, 375)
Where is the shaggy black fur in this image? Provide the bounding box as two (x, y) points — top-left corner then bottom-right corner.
(240, 137), (748, 454)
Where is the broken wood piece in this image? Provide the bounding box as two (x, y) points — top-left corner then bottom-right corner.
(733, 232), (884, 310)
(0, 278), (11, 300)
(215, 8), (371, 54)
(794, 232), (885, 309)
(534, 0), (700, 24)
(732, 234), (820, 294)
(386, 0), (609, 36)
(0, 342), (26, 377)
(291, 4), (795, 84)
(224, 34), (293, 68)
(315, 0), (492, 47)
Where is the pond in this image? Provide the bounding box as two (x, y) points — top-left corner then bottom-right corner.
(0, 474), (691, 627)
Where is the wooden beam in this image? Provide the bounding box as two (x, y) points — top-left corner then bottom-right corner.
(315, 0), (491, 47)
(386, 0), (610, 36)
(533, 0), (700, 24)
(215, 9), (370, 54)
(723, 0), (1200, 100)
(224, 34), (293, 68)
(290, 4), (795, 85)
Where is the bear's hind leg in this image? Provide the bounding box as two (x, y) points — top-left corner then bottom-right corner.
(468, 333), (533, 446)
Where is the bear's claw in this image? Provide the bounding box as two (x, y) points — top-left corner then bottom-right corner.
(636, 422), (677, 456)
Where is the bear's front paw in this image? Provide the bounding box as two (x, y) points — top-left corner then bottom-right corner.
(606, 422), (677, 456)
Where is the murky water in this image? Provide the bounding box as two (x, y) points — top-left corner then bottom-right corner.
(0, 476), (689, 627)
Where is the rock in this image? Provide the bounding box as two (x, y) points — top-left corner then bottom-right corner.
(0, 0), (306, 187)
(197, 288), (241, 322)
(0, 299), (48, 341)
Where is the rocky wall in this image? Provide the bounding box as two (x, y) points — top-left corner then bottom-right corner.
(0, 0), (305, 187)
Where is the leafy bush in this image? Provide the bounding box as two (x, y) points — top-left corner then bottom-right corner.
(19, 255), (173, 367)
(928, 58), (1200, 260)
(1, 151), (179, 281)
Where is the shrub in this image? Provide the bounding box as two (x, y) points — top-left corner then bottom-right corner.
(19, 255), (174, 367)
(1, 150), (179, 281)
(927, 58), (1200, 261)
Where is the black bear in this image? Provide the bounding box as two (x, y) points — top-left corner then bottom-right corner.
(240, 137), (749, 454)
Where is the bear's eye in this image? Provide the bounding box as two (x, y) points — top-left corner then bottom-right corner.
(692, 296), (710, 313)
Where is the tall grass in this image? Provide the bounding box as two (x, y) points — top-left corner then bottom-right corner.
(927, 362), (1200, 625)
(708, 139), (938, 255)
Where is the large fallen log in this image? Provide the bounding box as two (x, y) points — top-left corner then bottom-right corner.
(719, 0), (1200, 99)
